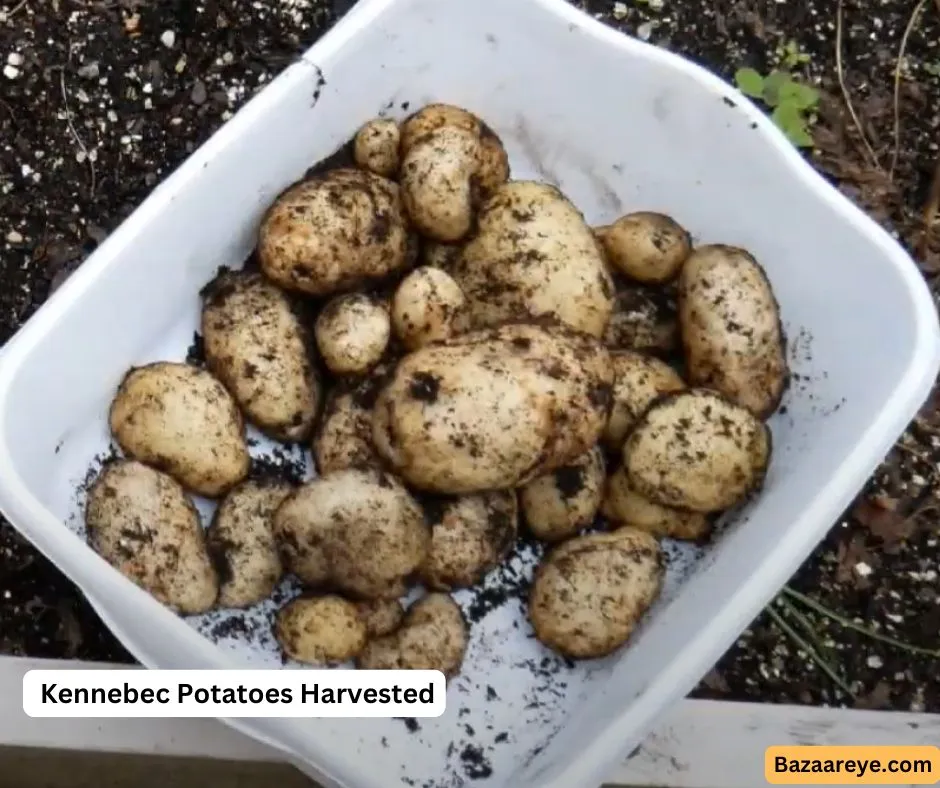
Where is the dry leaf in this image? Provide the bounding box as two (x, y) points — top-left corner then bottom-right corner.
(835, 534), (874, 586)
(854, 681), (893, 710)
(700, 669), (730, 694)
(852, 495), (915, 548)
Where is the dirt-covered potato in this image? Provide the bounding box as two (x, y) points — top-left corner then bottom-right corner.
(356, 593), (468, 677)
(205, 478), (293, 609)
(312, 371), (386, 475)
(315, 293), (390, 375)
(353, 118), (400, 178)
(604, 286), (680, 355)
(601, 464), (709, 541)
(200, 270), (320, 442)
(529, 528), (663, 659)
(274, 595), (368, 665)
(85, 460), (218, 615)
(604, 351), (686, 451)
(372, 322), (613, 494)
(521, 447), (606, 543)
(109, 361), (250, 498)
(258, 168), (412, 297)
(420, 490), (518, 590)
(678, 244), (788, 419)
(354, 598), (405, 638)
(451, 181), (614, 337)
(623, 389), (771, 513)
(391, 266), (468, 350)
(273, 468), (430, 598)
(595, 212), (691, 284)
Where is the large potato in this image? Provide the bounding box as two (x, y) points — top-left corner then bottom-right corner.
(274, 595), (368, 665)
(604, 286), (680, 355)
(205, 478), (293, 609)
(85, 460), (218, 615)
(604, 351), (686, 451)
(623, 389), (771, 512)
(372, 322), (613, 494)
(678, 245), (788, 419)
(520, 447), (606, 543)
(109, 362), (250, 498)
(200, 270), (320, 442)
(452, 181), (615, 337)
(258, 168), (412, 297)
(273, 468), (430, 599)
(420, 490), (518, 590)
(595, 212), (691, 284)
(528, 528), (664, 659)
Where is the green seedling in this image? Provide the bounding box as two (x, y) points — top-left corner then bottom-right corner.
(925, 62), (940, 77)
(776, 39), (811, 69)
(734, 67), (819, 148)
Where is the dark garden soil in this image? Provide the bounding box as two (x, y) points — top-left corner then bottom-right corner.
(1, 0), (938, 711)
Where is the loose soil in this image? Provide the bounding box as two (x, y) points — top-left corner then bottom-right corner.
(1, 0), (938, 714)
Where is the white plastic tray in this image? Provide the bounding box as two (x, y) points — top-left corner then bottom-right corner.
(0, 0), (937, 786)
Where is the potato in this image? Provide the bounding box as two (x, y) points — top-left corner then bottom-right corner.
(529, 528), (663, 659)
(520, 447), (606, 543)
(355, 598), (405, 638)
(420, 490), (518, 590)
(85, 460), (218, 615)
(623, 389), (771, 513)
(108, 361), (250, 498)
(372, 322), (613, 494)
(604, 351), (686, 451)
(273, 468), (430, 598)
(353, 118), (401, 178)
(604, 286), (680, 355)
(312, 372), (386, 475)
(315, 293), (390, 376)
(452, 181), (614, 337)
(601, 465), (709, 541)
(678, 244), (788, 419)
(391, 266), (468, 350)
(421, 239), (463, 273)
(258, 168), (412, 297)
(200, 270), (320, 442)
(400, 104), (480, 151)
(205, 478), (292, 609)
(274, 595), (368, 665)
(356, 592), (468, 678)
(595, 212), (691, 284)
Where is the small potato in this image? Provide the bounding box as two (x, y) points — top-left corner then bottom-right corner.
(391, 266), (468, 349)
(623, 389), (771, 513)
(596, 212), (691, 284)
(420, 490), (518, 590)
(205, 478), (293, 609)
(353, 118), (401, 178)
(604, 286), (680, 356)
(273, 468), (430, 599)
(400, 104), (480, 151)
(604, 351), (686, 451)
(355, 598), (405, 638)
(529, 528), (664, 659)
(678, 244), (788, 419)
(357, 593), (468, 678)
(315, 293), (390, 375)
(601, 464), (709, 541)
(274, 595), (368, 665)
(521, 447), (606, 543)
(312, 372), (387, 475)
(109, 362), (250, 498)
(85, 460), (218, 615)
(258, 168), (412, 297)
(201, 270), (320, 442)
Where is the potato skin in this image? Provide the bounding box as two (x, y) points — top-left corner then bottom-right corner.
(312, 372), (386, 475)
(391, 266), (468, 350)
(521, 447), (606, 543)
(623, 389), (772, 513)
(85, 460), (218, 615)
(353, 118), (400, 178)
(604, 286), (680, 356)
(315, 293), (390, 375)
(596, 212), (691, 284)
(108, 362), (250, 498)
(205, 478), (293, 609)
(420, 490), (518, 590)
(528, 528), (663, 659)
(372, 322), (613, 494)
(201, 270), (320, 442)
(453, 181), (615, 338)
(678, 244), (788, 419)
(354, 599), (405, 638)
(274, 595), (368, 665)
(258, 168), (412, 297)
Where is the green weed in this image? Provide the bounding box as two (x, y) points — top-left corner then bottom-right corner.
(734, 67), (820, 148)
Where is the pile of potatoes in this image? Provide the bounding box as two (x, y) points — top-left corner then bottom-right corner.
(84, 102), (788, 673)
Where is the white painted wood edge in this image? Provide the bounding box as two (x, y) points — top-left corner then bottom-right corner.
(2, 657), (937, 788)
